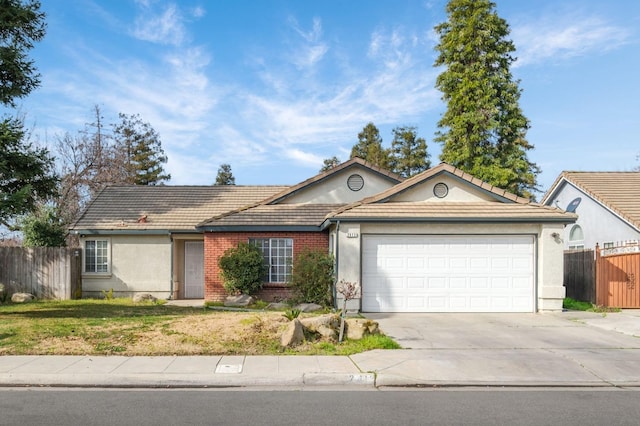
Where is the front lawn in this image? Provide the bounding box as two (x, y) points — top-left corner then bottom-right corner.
(0, 298), (399, 356)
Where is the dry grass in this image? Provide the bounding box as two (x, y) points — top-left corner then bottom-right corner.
(0, 298), (398, 355)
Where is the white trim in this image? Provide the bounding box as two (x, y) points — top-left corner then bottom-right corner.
(82, 237), (112, 276)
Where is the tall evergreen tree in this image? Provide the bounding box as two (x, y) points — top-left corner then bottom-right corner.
(350, 122), (391, 169)
(20, 204), (66, 246)
(433, 0), (539, 198)
(112, 113), (170, 185)
(0, 0), (46, 107)
(214, 163), (235, 185)
(390, 126), (430, 178)
(0, 0), (57, 239)
(319, 156), (340, 172)
(0, 117), (57, 229)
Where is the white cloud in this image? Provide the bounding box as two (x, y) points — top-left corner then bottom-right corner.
(191, 6), (206, 19)
(368, 28), (413, 69)
(512, 15), (631, 67)
(132, 4), (186, 46)
(285, 148), (323, 167)
(221, 25), (440, 163)
(287, 17), (329, 69)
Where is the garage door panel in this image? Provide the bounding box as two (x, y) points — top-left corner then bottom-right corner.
(407, 277), (426, 289)
(491, 277), (509, 289)
(449, 257), (467, 269)
(449, 277), (467, 289)
(362, 235), (535, 313)
(407, 257), (425, 269)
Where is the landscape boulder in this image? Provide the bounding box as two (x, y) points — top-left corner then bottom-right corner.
(224, 294), (255, 307)
(133, 293), (157, 303)
(11, 293), (35, 303)
(300, 314), (340, 340)
(265, 302), (289, 310)
(280, 318), (305, 348)
(295, 303), (323, 313)
(345, 318), (380, 340)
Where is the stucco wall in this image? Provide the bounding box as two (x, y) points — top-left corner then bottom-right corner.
(80, 234), (172, 299)
(392, 174), (496, 202)
(333, 222), (566, 312)
(546, 182), (640, 249)
(281, 166), (397, 204)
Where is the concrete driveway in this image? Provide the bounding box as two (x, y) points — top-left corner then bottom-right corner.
(365, 311), (640, 350)
(354, 311), (640, 387)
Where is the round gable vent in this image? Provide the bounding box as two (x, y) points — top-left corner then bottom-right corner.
(347, 174), (364, 191)
(433, 182), (448, 198)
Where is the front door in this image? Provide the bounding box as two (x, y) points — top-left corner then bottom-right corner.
(184, 241), (204, 299)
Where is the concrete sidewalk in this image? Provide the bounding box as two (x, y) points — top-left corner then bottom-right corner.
(1, 310), (639, 389)
(0, 355), (373, 388)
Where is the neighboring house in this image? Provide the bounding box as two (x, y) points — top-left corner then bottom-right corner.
(71, 158), (576, 312)
(541, 171), (640, 250)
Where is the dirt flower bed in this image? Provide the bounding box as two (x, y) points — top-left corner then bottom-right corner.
(0, 299), (398, 356)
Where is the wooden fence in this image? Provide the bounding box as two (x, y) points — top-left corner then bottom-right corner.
(0, 247), (82, 300)
(563, 249), (595, 303)
(595, 243), (640, 308)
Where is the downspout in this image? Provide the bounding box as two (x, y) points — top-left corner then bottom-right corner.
(169, 235), (174, 300)
(333, 220), (340, 310)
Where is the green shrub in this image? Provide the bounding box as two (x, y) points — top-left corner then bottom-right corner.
(101, 288), (114, 300)
(289, 248), (334, 306)
(218, 242), (267, 295)
(282, 308), (301, 321)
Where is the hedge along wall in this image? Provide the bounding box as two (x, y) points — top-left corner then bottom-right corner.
(204, 231), (330, 301)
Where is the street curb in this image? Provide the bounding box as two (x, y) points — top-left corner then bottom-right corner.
(373, 374), (640, 388)
(303, 373), (375, 386)
(0, 373), (377, 389)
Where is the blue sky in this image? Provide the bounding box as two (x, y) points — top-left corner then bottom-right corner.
(8, 0), (640, 195)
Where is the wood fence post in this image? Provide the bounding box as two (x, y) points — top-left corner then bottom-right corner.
(594, 243), (601, 306)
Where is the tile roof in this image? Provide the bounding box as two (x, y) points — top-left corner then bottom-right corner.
(327, 202), (576, 223)
(543, 171), (640, 230)
(70, 185), (287, 231)
(198, 204), (344, 229)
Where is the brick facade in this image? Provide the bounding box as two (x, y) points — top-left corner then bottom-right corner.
(204, 231), (330, 302)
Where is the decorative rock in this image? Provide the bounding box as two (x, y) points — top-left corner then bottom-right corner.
(280, 318), (305, 347)
(300, 314), (340, 340)
(133, 293), (157, 303)
(266, 302), (289, 310)
(345, 318), (380, 340)
(295, 303), (323, 312)
(224, 294), (255, 307)
(11, 293), (35, 303)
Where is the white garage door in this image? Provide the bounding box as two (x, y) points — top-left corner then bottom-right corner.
(362, 235), (535, 313)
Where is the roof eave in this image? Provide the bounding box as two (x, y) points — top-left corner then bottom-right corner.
(196, 225), (324, 232)
(71, 229), (174, 235)
(323, 216), (577, 225)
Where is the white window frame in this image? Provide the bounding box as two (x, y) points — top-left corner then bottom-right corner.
(249, 238), (293, 283)
(83, 238), (111, 275)
(568, 225), (584, 250)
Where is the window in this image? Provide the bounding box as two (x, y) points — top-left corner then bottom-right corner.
(84, 239), (110, 273)
(249, 238), (293, 283)
(603, 242), (614, 249)
(568, 225), (584, 250)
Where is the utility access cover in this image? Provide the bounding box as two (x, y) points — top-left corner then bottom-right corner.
(215, 364), (243, 374)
